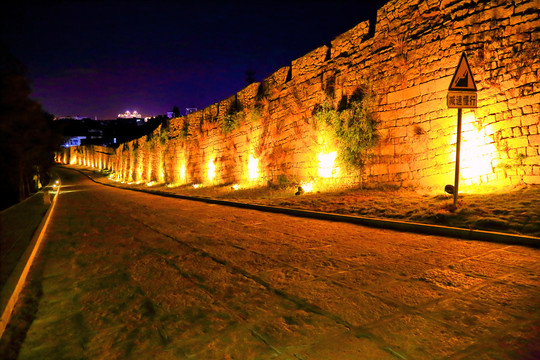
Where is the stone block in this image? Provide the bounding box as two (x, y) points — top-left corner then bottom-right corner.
(419, 75), (452, 94)
(491, 118), (519, 133)
(388, 163), (410, 174)
(378, 144), (395, 156)
(387, 89), (404, 104)
(522, 105), (533, 114)
(370, 163), (389, 176)
(378, 109), (398, 123)
(410, 159), (432, 172)
(415, 99), (443, 116)
(494, 112), (505, 122)
(501, 128), (513, 139)
(393, 126), (408, 138)
(523, 175), (540, 185)
(521, 113), (539, 127)
(394, 143), (412, 154)
(397, 106), (416, 118)
(523, 155), (540, 165)
(530, 134), (540, 146)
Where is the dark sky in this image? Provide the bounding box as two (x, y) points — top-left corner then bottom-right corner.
(1, 0), (387, 120)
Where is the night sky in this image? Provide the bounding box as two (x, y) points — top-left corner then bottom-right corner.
(1, 1), (387, 120)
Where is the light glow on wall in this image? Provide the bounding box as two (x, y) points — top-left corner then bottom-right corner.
(248, 156), (260, 180)
(157, 152), (165, 183)
(458, 111), (505, 191)
(208, 159), (215, 181)
(301, 181), (314, 193)
(159, 168), (165, 183)
(318, 151), (338, 178)
(179, 163), (186, 182)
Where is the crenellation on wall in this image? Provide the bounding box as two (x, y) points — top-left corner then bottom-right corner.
(330, 20), (370, 59)
(291, 45), (329, 81)
(236, 81), (260, 107)
(266, 66), (291, 91)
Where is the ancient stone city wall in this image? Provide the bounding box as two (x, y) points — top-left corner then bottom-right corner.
(64, 0), (540, 192)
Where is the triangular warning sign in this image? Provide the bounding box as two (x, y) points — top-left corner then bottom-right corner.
(448, 53), (477, 91)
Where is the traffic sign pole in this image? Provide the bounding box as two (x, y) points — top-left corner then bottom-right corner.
(447, 52), (477, 208)
(454, 108), (462, 208)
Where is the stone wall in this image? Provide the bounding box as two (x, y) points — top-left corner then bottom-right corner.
(64, 0), (540, 192)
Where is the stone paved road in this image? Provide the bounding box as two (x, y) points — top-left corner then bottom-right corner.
(11, 167), (540, 359)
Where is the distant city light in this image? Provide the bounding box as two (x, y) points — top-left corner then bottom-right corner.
(118, 110), (142, 119)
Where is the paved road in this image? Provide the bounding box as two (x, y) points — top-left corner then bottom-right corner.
(11, 167), (540, 359)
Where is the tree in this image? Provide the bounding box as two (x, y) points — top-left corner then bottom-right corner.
(0, 44), (62, 209)
(172, 106), (180, 118)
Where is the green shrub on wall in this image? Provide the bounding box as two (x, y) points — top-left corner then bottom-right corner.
(129, 142), (139, 157)
(222, 111), (244, 134)
(222, 97), (244, 134)
(180, 120), (190, 139)
(158, 122), (169, 145)
(246, 107), (262, 124)
(145, 133), (155, 150)
(312, 86), (378, 170)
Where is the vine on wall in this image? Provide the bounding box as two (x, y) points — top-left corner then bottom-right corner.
(312, 86), (378, 171)
(180, 120), (190, 139)
(222, 97), (245, 134)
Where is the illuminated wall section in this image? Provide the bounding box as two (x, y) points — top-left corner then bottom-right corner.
(66, 0), (539, 193)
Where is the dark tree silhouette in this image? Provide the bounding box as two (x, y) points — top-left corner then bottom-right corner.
(0, 44), (62, 209)
(172, 106), (180, 118)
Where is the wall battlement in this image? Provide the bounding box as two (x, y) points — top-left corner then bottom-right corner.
(62, 0), (540, 193)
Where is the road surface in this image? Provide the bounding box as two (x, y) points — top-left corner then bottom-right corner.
(8, 167), (540, 359)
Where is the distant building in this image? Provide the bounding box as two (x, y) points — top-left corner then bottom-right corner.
(62, 136), (86, 147)
(117, 110), (142, 119)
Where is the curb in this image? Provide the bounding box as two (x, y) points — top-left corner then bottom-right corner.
(74, 168), (540, 249)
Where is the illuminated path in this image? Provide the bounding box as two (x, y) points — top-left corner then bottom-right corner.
(12, 167), (540, 359)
